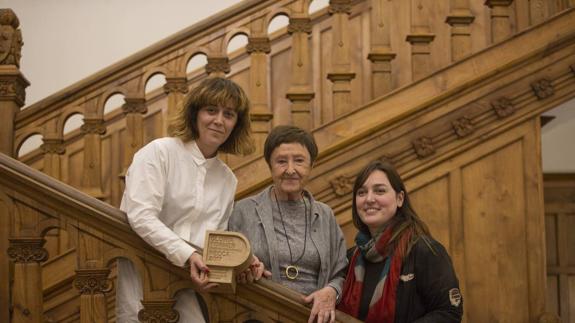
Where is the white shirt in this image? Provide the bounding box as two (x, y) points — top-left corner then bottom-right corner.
(121, 137), (238, 266)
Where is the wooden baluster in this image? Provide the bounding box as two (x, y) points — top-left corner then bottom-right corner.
(327, 0), (356, 118)
(138, 300), (180, 323)
(0, 10), (29, 322)
(121, 96), (147, 177)
(406, 0), (436, 81)
(74, 268), (111, 323)
(206, 55), (230, 78)
(8, 237), (48, 323)
(446, 0), (475, 62)
(41, 118), (65, 179)
(485, 0), (514, 43)
(247, 35), (272, 155)
(163, 75), (188, 121)
(80, 109), (106, 199)
(368, 0), (396, 99)
(286, 16), (315, 130)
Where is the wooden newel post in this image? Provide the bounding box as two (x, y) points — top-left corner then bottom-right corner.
(8, 237), (48, 323)
(74, 268), (112, 323)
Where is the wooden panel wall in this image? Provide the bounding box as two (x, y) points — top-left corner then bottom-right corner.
(395, 118), (546, 323)
(544, 174), (575, 323)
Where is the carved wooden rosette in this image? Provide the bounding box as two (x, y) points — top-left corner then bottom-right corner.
(206, 56), (230, 77)
(246, 37), (271, 54)
(138, 300), (179, 323)
(328, 0), (353, 15)
(330, 175), (354, 197)
(0, 9), (23, 67)
(73, 268), (112, 295)
(484, 0), (514, 43)
(7, 237), (48, 263)
(452, 116), (474, 138)
(413, 136), (435, 158)
(491, 97), (514, 118)
(531, 78), (554, 99)
(203, 230), (252, 293)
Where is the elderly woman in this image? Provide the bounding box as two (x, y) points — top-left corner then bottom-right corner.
(337, 160), (463, 323)
(118, 77), (262, 323)
(229, 125), (348, 323)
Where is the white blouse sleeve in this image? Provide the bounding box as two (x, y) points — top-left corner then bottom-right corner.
(122, 142), (195, 267)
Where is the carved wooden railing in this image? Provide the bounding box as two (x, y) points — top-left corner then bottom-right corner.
(1, 1), (575, 322)
(0, 153), (361, 323)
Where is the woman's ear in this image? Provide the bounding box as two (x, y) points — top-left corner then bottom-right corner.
(397, 191), (405, 208)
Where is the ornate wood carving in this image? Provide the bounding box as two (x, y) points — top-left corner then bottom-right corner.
(73, 268), (112, 295)
(122, 97), (147, 114)
(80, 118), (106, 135)
(330, 175), (354, 197)
(7, 237), (48, 263)
(329, 0), (353, 15)
(0, 77), (27, 107)
(138, 300), (179, 323)
(531, 78), (554, 99)
(491, 97), (514, 118)
(0, 9), (23, 67)
(163, 77), (188, 95)
(40, 138), (65, 155)
(246, 37), (271, 54)
(287, 17), (312, 34)
(206, 56), (230, 76)
(452, 116), (474, 138)
(413, 137), (435, 158)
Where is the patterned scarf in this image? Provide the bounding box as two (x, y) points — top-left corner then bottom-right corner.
(338, 222), (413, 323)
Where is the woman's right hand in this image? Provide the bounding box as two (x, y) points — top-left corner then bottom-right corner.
(189, 252), (219, 292)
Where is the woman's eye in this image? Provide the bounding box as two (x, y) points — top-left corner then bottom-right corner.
(356, 190), (366, 196)
(224, 111), (237, 118)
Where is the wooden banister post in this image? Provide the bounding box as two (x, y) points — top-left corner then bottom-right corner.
(368, 0), (396, 99)
(327, 0), (356, 118)
(120, 96), (147, 177)
(0, 9), (29, 323)
(41, 118), (65, 180)
(163, 75), (187, 122)
(74, 268), (112, 323)
(247, 35), (273, 155)
(8, 237), (48, 323)
(445, 0), (475, 62)
(80, 108), (106, 199)
(406, 0), (436, 81)
(286, 16), (315, 130)
(138, 300), (179, 323)
(485, 0), (514, 43)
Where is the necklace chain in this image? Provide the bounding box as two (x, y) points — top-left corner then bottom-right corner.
(273, 188), (308, 280)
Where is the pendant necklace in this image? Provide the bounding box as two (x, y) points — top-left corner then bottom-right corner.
(273, 188), (308, 280)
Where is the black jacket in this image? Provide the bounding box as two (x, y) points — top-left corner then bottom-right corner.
(347, 237), (463, 323)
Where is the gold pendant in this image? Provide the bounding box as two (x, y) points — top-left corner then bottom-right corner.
(286, 265), (299, 280)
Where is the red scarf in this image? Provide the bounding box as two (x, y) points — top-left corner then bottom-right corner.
(337, 224), (413, 323)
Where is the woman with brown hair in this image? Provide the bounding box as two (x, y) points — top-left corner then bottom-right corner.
(118, 77), (261, 322)
(338, 160), (462, 323)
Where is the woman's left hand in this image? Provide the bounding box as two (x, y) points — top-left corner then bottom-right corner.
(303, 286), (336, 323)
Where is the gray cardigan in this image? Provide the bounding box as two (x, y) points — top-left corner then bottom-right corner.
(228, 186), (348, 296)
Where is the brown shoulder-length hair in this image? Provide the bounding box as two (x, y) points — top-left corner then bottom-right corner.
(352, 160), (432, 255)
(168, 77), (254, 155)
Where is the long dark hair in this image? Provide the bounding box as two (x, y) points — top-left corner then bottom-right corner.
(352, 160), (432, 256)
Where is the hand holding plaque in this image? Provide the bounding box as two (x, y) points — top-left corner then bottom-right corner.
(202, 230), (252, 293)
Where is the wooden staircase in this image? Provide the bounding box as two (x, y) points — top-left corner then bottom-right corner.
(1, 1), (574, 322)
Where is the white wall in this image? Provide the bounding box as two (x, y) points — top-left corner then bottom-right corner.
(2, 0), (241, 105)
(2, 0), (574, 172)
